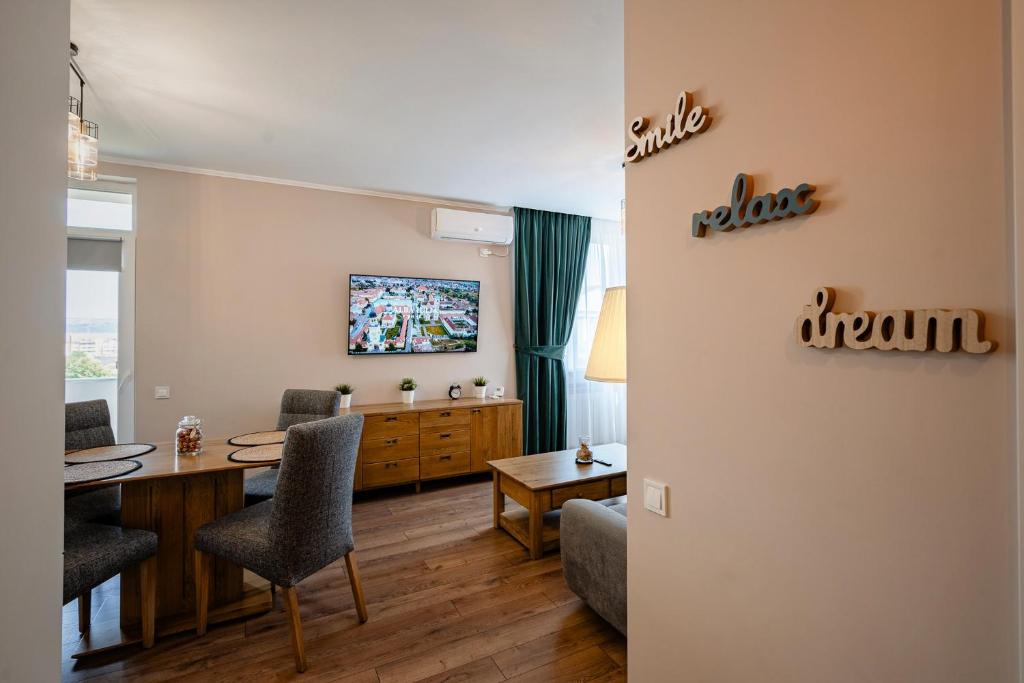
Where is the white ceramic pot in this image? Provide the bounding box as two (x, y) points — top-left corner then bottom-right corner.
(473, 385), (487, 399)
(340, 394), (352, 409)
(401, 389), (415, 404)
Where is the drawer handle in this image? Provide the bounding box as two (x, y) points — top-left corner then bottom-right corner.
(385, 416), (398, 422)
(386, 438), (398, 446)
(440, 411), (451, 417)
(385, 462), (397, 469)
(472, 409), (481, 413)
(440, 454), (452, 461)
(439, 433), (451, 439)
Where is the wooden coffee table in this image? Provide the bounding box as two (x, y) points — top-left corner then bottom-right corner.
(489, 443), (626, 559)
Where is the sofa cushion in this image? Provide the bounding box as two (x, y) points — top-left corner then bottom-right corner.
(560, 498), (627, 635)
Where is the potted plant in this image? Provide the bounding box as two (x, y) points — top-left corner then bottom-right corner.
(399, 377), (417, 404)
(335, 383), (355, 409)
(471, 376), (488, 399)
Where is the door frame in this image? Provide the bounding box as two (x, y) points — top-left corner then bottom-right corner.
(67, 176), (137, 441)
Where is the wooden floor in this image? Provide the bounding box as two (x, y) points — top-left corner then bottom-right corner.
(62, 476), (627, 682)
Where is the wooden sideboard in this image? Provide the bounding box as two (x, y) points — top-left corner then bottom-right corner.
(342, 397), (523, 491)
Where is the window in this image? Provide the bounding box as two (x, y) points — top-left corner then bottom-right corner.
(565, 217), (627, 446)
(65, 181), (136, 440)
(68, 187), (133, 230)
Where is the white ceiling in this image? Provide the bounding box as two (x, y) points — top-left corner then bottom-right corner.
(71, 1), (624, 219)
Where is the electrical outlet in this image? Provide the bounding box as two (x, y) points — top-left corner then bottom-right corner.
(643, 479), (667, 516)
(154, 386), (171, 399)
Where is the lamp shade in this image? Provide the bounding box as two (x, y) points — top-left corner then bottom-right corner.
(585, 286), (627, 383)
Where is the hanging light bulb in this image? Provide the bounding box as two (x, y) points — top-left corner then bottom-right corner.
(69, 120), (98, 181)
(67, 96), (82, 168)
(67, 43), (99, 181)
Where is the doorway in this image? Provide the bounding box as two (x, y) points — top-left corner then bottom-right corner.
(65, 180), (136, 440)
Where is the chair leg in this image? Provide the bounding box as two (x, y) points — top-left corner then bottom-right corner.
(140, 556), (157, 648)
(344, 551), (369, 624)
(194, 549), (212, 636)
(282, 587), (307, 673)
(78, 590), (91, 634)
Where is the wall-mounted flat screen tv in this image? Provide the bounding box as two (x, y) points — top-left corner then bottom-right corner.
(348, 274), (480, 354)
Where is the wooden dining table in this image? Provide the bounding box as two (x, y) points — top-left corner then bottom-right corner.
(66, 439), (277, 657)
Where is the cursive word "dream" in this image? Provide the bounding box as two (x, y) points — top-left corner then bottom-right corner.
(794, 287), (995, 353)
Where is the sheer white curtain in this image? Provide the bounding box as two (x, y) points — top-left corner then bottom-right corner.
(565, 217), (627, 446)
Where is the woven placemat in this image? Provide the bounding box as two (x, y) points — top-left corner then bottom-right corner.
(228, 430), (286, 447)
(65, 443), (156, 464)
(64, 459), (142, 485)
(228, 443), (284, 463)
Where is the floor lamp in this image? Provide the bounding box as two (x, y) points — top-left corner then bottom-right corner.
(585, 286), (626, 383)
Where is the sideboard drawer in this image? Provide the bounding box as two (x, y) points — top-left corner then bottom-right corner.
(609, 475), (627, 497)
(363, 413), (420, 439)
(420, 408), (471, 432)
(363, 458), (419, 488)
(551, 479), (611, 508)
(420, 429), (470, 457)
(420, 451), (470, 479)
(362, 434), (419, 464)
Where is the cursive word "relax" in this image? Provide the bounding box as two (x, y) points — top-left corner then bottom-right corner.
(692, 173), (819, 238)
(625, 90), (711, 164)
(794, 287), (995, 353)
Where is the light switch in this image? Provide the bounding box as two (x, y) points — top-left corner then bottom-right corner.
(644, 479), (667, 516)
(154, 386), (171, 399)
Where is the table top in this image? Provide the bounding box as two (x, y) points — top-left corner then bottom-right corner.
(338, 396), (521, 416)
(65, 439), (271, 491)
(488, 443), (626, 491)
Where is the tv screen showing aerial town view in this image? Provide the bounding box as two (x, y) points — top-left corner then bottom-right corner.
(348, 274), (480, 354)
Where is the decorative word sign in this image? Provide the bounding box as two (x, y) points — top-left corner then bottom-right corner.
(794, 287), (995, 353)
(625, 90), (711, 164)
(692, 173), (819, 238)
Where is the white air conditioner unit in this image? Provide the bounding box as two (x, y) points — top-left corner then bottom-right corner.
(431, 207), (513, 245)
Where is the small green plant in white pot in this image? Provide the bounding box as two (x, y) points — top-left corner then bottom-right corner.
(471, 376), (488, 399)
(399, 377), (417, 404)
(335, 383), (354, 409)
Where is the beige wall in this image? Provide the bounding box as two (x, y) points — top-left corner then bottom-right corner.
(625, 1), (1017, 680)
(0, 0), (68, 679)
(100, 163), (515, 441)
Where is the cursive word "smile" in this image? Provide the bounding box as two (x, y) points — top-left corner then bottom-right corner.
(625, 90), (711, 164)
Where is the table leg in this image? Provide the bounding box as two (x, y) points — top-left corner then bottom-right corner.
(70, 470), (271, 658)
(492, 470), (504, 529)
(120, 470), (244, 628)
(528, 492), (544, 560)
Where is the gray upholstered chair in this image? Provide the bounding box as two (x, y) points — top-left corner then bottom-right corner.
(560, 499), (627, 635)
(64, 400), (121, 525)
(65, 399), (116, 451)
(244, 389), (342, 506)
(194, 414), (366, 672)
(276, 388), (343, 429)
(64, 519), (158, 648)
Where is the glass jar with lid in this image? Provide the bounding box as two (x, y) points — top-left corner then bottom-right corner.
(176, 415), (203, 456)
(575, 435), (593, 464)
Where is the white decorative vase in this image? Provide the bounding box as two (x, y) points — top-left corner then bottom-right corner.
(401, 389), (415, 404)
(340, 394), (352, 409)
(473, 385), (487, 399)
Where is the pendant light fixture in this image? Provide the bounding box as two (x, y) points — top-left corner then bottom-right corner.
(68, 43), (99, 181)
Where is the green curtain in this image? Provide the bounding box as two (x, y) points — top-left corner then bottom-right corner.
(513, 207), (591, 454)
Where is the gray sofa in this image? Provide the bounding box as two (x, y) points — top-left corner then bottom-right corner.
(560, 499), (627, 635)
